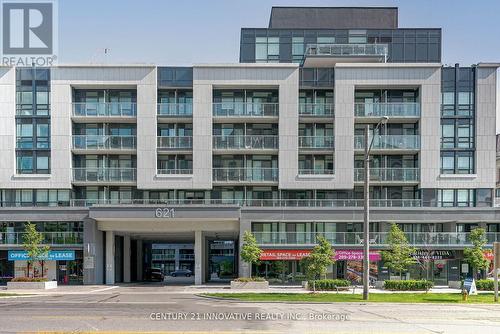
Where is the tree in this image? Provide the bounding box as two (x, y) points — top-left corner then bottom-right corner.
(380, 223), (417, 279)
(300, 235), (335, 281)
(463, 228), (490, 279)
(22, 222), (50, 278)
(240, 231), (262, 277)
(271, 260), (287, 283)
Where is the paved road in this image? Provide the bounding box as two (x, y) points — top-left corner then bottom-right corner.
(1, 285), (500, 333)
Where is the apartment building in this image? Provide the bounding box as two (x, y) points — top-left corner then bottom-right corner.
(0, 7), (498, 286)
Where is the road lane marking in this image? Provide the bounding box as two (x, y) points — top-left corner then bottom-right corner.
(90, 286), (119, 293)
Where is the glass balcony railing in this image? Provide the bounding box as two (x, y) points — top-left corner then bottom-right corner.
(213, 135), (278, 150)
(72, 102), (137, 117)
(298, 168), (335, 175)
(157, 168), (193, 175)
(72, 168), (136, 182)
(157, 136), (193, 149)
(157, 103), (193, 116)
(253, 231), (500, 247)
(354, 168), (420, 182)
(354, 135), (420, 150)
(0, 232), (83, 245)
(305, 44), (388, 59)
(213, 168), (278, 183)
(72, 135), (136, 150)
(298, 136), (334, 149)
(299, 103), (334, 117)
(213, 102), (279, 117)
(354, 102), (420, 117)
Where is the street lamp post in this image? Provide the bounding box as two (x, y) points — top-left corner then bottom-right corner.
(363, 116), (389, 301)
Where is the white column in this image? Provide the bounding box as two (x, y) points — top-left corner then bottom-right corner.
(175, 248), (180, 270)
(194, 230), (203, 285)
(123, 235), (131, 283)
(136, 239), (143, 281)
(105, 231), (115, 285)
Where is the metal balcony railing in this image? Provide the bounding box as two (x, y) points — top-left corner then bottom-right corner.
(305, 43), (388, 60)
(354, 102), (420, 117)
(354, 135), (420, 150)
(1, 198), (428, 208)
(0, 232), (83, 246)
(157, 169), (193, 175)
(72, 102), (137, 117)
(354, 168), (420, 182)
(157, 103), (193, 116)
(213, 102), (279, 117)
(72, 135), (136, 150)
(72, 168), (136, 182)
(213, 135), (278, 150)
(298, 136), (334, 149)
(212, 168), (278, 183)
(253, 231), (500, 247)
(157, 136), (193, 149)
(299, 103), (334, 117)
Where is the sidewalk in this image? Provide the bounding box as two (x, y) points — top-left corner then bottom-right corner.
(0, 283), (478, 296)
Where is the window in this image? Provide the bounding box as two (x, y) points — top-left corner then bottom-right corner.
(440, 151), (474, 174)
(348, 30), (367, 44)
(442, 92), (454, 105)
(438, 189), (475, 207)
(255, 37), (279, 63)
(292, 37), (304, 63)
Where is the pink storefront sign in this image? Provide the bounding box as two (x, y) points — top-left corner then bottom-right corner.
(335, 249), (381, 262)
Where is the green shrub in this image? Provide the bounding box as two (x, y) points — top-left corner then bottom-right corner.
(234, 277), (266, 282)
(307, 279), (351, 291)
(10, 277), (48, 282)
(476, 279), (494, 291)
(384, 279), (433, 291)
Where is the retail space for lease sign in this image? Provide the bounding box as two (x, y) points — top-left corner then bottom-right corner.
(259, 249), (381, 261)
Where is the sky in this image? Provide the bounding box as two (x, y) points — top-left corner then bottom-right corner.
(57, 0), (500, 130)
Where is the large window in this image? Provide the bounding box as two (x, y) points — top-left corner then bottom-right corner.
(255, 37), (280, 63)
(15, 68), (51, 174)
(440, 151), (474, 174)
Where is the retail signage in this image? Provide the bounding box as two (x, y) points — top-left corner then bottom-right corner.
(260, 249), (380, 261)
(483, 250), (494, 261)
(411, 250), (454, 260)
(8, 250), (75, 261)
(463, 277), (478, 295)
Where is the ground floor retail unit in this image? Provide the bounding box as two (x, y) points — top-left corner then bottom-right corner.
(2, 205), (500, 286)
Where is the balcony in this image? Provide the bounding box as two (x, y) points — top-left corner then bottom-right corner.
(354, 135), (420, 150)
(157, 103), (193, 117)
(157, 169), (193, 175)
(0, 232), (83, 246)
(354, 168), (420, 182)
(303, 44), (388, 67)
(72, 102), (137, 117)
(299, 103), (334, 117)
(157, 136), (193, 149)
(213, 102), (279, 117)
(354, 102), (420, 118)
(72, 135), (136, 151)
(253, 231), (500, 247)
(72, 168), (136, 183)
(298, 136), (334, 149)
(213, 135), (278, 150)
(213, 167), (278, 183)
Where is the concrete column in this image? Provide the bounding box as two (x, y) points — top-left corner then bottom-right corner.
(194, 230), (204, 285)
(82, 219), (103, 284)
(123, 235), (131, 283)
(175, 248), (180, 270)
(105, 231), (115, 285)
(136, 239), (143, 281)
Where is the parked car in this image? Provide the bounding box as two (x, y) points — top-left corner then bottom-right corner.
(170, 269), (192, 277)
(144, 268), (164, 282)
